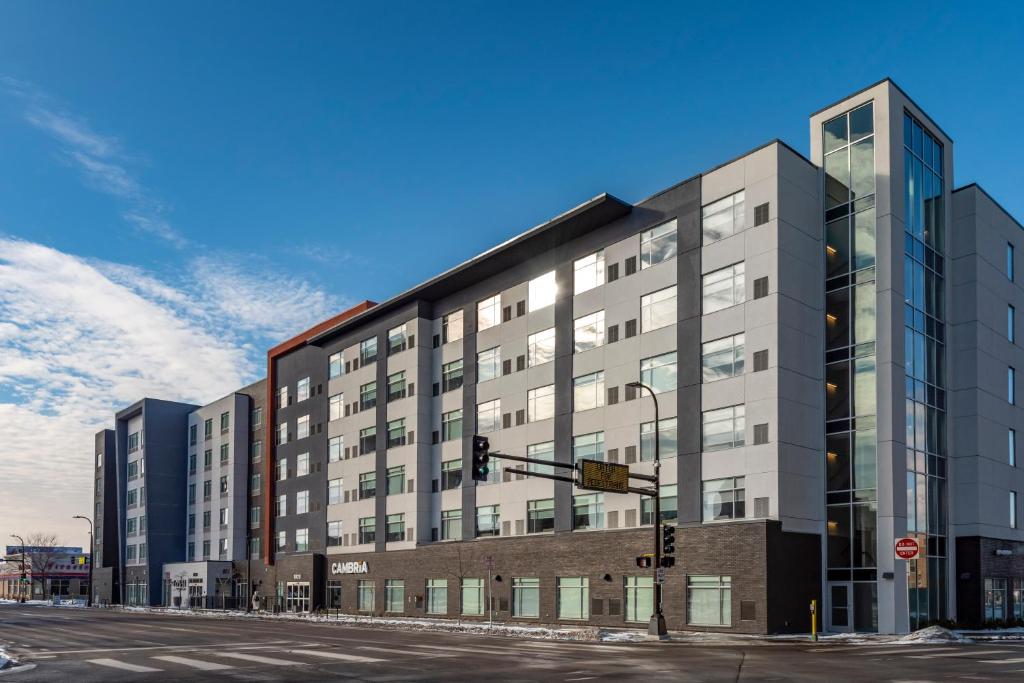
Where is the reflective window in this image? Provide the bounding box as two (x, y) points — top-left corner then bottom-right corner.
(574, 250), (605, 294)
(702, 263), (745, 313)
(702, 191), (745, 244)
(476, 505), (500, 537)
(572, 493), (604, 530)
(443, 309), (464, 343)
(640, 220), (678, 269)
(442, 359), (464, 392)
(572, 431), (604, 463)
(640, 417), (677, 461)
(641, 352), (677, 394)
(441, 509), (462, 539)
(641, 286), (677, 332)
(476, 399), (501, 433)
(527, 499), (554, 533)
(359, 336), (378, 365)
(477, 347), (501, 383)
(527, 385), (555, 422)
(442, 409), (462, 442)
(477, 295), (501, 331)
(702, 477), (746, 521)
(328, 351), (344, 378)
(527, 441), (555, 476)
(702, 405), (745, 451)
(687, 576), (731, 626)
(426, 579), (448, 614)
(441, 461), (462, 490)
(528, 271), (557, 311)
(512, 577), (540, 617)
(624, 576), (654, 623)
(573, 372), (605, 412)
(528, 328), (556, 366)
(387, 324), (408, 355)
(573, 311), (605, 352)
(701, 334), (745, 382)
(557, 577), (590, 619)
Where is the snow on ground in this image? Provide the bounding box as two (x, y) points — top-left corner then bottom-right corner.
(899, 625), (972, 644)
(0, 647), (16, 670)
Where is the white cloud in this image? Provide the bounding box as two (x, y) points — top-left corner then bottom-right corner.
(0, 237), (340, 545)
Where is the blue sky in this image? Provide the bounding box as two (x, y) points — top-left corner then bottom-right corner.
(0, 1), (1021, 543)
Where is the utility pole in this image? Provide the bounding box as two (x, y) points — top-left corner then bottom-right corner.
(9, 534), (26, 604)
(72, 515), (94, 607)
(627, 381), (668, 639)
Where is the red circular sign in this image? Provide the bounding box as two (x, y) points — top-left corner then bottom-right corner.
(895, 537), (920, 560)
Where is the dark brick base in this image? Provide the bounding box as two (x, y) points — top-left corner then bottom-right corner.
(956, 536), (1024, 626)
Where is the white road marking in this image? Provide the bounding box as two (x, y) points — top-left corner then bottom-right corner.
(152, 655), (235, 670)
(979, 657), (1024, 664)
(850, 646), (962, 655)
(908, 649), (1014, 659)
(358, 646), (456, 658)
(30, 640), (296, 655)
(215, 652), (305, 666)
(406, 643), (526, 656)
(287, 649), (384, 663)
(86, 658), (163, 673)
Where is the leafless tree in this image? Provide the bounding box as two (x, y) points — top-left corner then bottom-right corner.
(445, 545), (469, 625)
(21, 532), (60, 598)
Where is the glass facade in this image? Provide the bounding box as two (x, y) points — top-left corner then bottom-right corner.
(823, 101), (878, 632)
(903, 111), (947, 629)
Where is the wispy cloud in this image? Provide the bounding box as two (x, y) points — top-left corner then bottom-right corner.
(0, 76), (186, 248)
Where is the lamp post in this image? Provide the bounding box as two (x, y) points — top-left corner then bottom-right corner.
(9, 534), (26, 604)
(626, 381), (667, 638)
(72, 515), (94, 607)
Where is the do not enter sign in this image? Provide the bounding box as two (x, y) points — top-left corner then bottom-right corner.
(894, 537), (921, 560)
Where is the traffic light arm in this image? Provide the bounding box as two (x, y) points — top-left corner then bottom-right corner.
(493, 451), (576, 470)
(502, 467), (577, 484)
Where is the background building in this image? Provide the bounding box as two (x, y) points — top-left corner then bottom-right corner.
(0, 546), (90, 601)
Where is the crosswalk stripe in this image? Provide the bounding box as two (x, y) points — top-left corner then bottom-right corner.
(908, 649), (1013, 659)
(407, 643), (530, 656)
(850, 647), (962, 655)
(86, 658), (163, 673)
(980, 657), (1024, 664)
(358, 646), (456, 658)
(152, 655), (235, 670)
(288, 649), (384, 664)
(215, 652), (305, 666)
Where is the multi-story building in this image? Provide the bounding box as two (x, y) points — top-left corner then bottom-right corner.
(92, 428), (118, 604)
(93, 79), (1024, 633)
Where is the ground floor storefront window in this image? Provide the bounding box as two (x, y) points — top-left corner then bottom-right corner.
(1014, 578), (1024, 620)
(285, 582), (310, 613)
(687, 575), (731, 626)
(462, 578), (484, 615)
(327, 580), (342, 609)
(426, 579), (447, 615)
(511, 578), (539, 618)
(624, 576), (654, 623)
(985, 577), (1007, 621)
(358, 580), (375, 612)
(385, 580), (405, 613)
(557, 577), (589, 620)
(126, 580), (148, 606)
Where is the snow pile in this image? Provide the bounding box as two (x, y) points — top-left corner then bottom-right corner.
(899, 625), (971, 644)
(957, 627), (1024, 641)
(0, 648), (16, 670)
(598, 630), (647, 642)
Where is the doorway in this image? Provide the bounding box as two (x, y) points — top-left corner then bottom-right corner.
(828, 582), (852, 632)
(286, 581), (310, 612)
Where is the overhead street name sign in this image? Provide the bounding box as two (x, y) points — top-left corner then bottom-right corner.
(578, 459), (630, 494)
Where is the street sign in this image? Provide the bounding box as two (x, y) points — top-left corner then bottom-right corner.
(484, 556), (495, 570)
(656, 568), (666, 584)
(894, 537), (921, 560)
(578, 459), (629, 494)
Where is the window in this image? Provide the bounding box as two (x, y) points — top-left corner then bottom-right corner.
(573, 372), (605, 412)
(529, 270), (557, 311)
(557, 577), (590, 619)
(296, 415), (310, 440)
(188, 483), (196, 504)
(388, 324), (408, 354)
(387, 418), (406, 448)
(443, 310), (464, 343)
(128, 431), (140, 453)
(641, 219), (678, 269)
(1012, 491), (1019, 530)
(477, 295), (500, 331)
(386, 466), (405, 495)
(360, 336), (378, 365)
(328, 435), (343, 462)
(359, 472), (376, 499)
(328, 351), (344, 378)
(426, 579), (448, 614)
(527, 499), (555, 533)
(358, 517), (376, 545)
(703, 477), (746, 521)
(476, 505), (500, 537)
(640, 417), (678, 461)
(386, 513), (405, 542)
(360, 382), (377, 410)
(202, 480), (211, 500)
(387, 372), (406, 402)
(641, 352), (678, 393)
(277, 457), (288, 481)
(572, 494), (604, 530)
(358, 580), (375, 612)
(251, 440), (262, 464)
(296, 490), (309, 515)
(202, 510), (211, 529)
(127, 517), (137, 535)
(702, 334), (745, 382)
(276, 423), (287, 445)
(527, 441), (555, 476)
(1010, 305), (1016, 343)
(250, 506), (260, 529)
(189, 424), (197, 446)
(702, 191), (745, 244)
(276, 531), (286, 550)
(359, 426), (376, 454)
(127, 460), (139, 479)
(572, 432), (604, 464)
(441, 460), (462, 490)
(462, 578), (484, 615)
(477, 399), (501, 433)
(126, 544), (136, 561)
(187, 542), (195, 561)
(277, 387), (287, 409)
(1009, 243), (1015, 282)
(441, 509), (462, 540)
(511, 577), (540, 618)
(1011, 367), (1017, 405)
(187, 513), (195, 533)
(327, 521), (343, 547)
(573, 311), (605, 352)
(204, 449), (213, 468)
(985, 578), (1008, 621)
(687, 576), (731, 626)
(437, 410), (462, 443)
(219, 507), (229, 526)
(702, 405), (745, 451)
(703, 263), (746, 313)
(329, 393), (344, 420)
(385, 579), (405, 612)
(276, 494), (286, 517)
(251, 406), (262, 428)
(527, 385), (554, 422)
(297, 377), (310, 402)
(574, 250), (605, 294)
(477, 347), (501, 383)
(328, 478), (344, 505)
(442, 359), (464, 392)
(527, 328), (556, 367)
(641, 286), (677, 333)
(1012, 429), (1017, 467)
(640, 484), (679, 525)
(294, 452), (308, 477)
(624, 576), (654, 623)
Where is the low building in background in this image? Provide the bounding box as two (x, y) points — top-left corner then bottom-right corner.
(0, 546), (90, 601)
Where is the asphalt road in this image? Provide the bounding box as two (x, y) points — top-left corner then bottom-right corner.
(2, 605), (1024, 682)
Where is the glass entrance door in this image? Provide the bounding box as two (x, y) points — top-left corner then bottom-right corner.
(828, 582), (852, 632)
(286, 582), (311, 612)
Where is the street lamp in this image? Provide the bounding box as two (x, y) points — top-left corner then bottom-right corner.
(72, 515), (94, 607)
(9, 534), (26, 604)
(626, 380), (668, 639)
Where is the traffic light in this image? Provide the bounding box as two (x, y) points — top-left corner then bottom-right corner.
(660, 556), (676, 568)
(662, 524), (676, 555)
(471, 435), (490, 482)
(636, 555), (653, 569)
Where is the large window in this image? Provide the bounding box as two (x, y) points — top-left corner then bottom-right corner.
(573, 372), (604, 412)
(360, 381), (377, 410)
(386, 466), (405, 495)
(572, 494), (604, 530)
(441, 509), (462, 540)
(557, 577), (590, 620)
(641, 352), (677, 393)
(702, 263), (745, 313)
(358, 517), (375, 545)
(359, 336), (378, 365)
(574, 250), (605, 294)
(387, 371), (406, 402)
(703, 477), (746, 521)
(328, 351), (344, 379)
(296, 415), (310, 440)
(328, 435), (342, 462)
(702, 406), (745, 451)
(443, 310), (464, 344)
(358, 472), (376, 499)
(426, 579), (448, 614)
(528, 328), (556, 367)
(477, 295), (500, 331)
(442, 359), (464, 392)
(477, 347), (501, 383)
(295, 528), (309, 552)
(386, 418), (406, 448)
(528, 385), (555, 422)
(386, 514), (405, 542)
(512, 578), (540, 618)
(702, 334), (745, 382)
(359, 426), (376, 455)
(985, 578), (1008, 621)
(529, 270), (557, 311)
(461, 578), (484, 616)
(329, 393), (343, 421)
(527, 499), (554, 533)
(572, 432), (604, 464)
(358, 580), (375, 612)
(296, 490), (309, 514)
(702, 191), (745, 244)
(442, 409), (463, 442)
(640, 484), (678, 525)
(296, 452), (309, 476)
(528, 441), (555, 476)
(476, 505), (500, 537)
(573, 311), (604, 352)
(441, 460), (462, 490)
(640, 220), (677, 269)
(297, 377), (310, 402)
(387, 324), (408, 355)
(641, 286), (677, 332)
(624, 576), (654, 623)
(640, 417), (678, 461)
(477, 399), (501, 433)
(687, 576), (731, 626)
(275, 494), (286, 516)
(328, 478), (343, 505)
